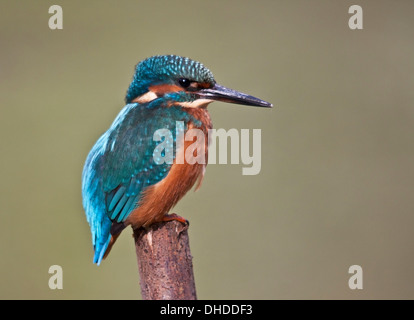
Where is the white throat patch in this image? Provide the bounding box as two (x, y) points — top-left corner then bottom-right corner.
(132, 91), (158, 104)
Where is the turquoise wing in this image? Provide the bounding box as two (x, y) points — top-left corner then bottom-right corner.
(82, 103), (189, 264)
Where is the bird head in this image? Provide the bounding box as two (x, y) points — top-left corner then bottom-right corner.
(125, 55), (272, 108)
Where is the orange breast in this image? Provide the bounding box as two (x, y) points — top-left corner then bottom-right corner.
(126, 107), (212, 229)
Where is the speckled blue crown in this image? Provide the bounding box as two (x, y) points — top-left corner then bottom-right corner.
(125, 55), (216, 103)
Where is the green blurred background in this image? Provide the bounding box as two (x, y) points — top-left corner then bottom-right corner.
(1, 0), (413, 299)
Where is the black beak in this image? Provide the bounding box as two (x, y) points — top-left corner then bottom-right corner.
(198, 83), (273, 108)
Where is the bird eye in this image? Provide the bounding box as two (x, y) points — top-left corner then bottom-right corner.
(178, 78), (191, 88)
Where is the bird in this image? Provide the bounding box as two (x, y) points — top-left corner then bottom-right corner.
(82, 55), (272, 265)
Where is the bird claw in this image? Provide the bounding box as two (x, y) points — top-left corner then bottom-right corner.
(162, 213), (189, 226)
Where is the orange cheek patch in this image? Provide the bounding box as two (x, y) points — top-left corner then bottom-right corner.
(198, 82), (212, 89)
(149, 84), (183, 95)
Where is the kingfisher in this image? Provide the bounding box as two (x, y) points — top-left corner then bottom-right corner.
(82, 55), (272, 265)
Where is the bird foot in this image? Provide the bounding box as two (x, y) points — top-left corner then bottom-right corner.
(162, 213), (189, 226)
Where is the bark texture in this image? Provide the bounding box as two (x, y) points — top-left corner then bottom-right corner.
(133, 220), (197, 300)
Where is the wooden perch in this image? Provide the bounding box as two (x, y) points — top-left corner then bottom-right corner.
(133, 220), (197, 300)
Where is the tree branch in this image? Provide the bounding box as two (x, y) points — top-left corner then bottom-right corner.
(133, 220), (197, 300)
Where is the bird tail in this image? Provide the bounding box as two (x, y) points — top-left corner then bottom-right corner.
(93, 234), (111, 265)
(93, 222), (126, 265)
(102, 233), (121, 260)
